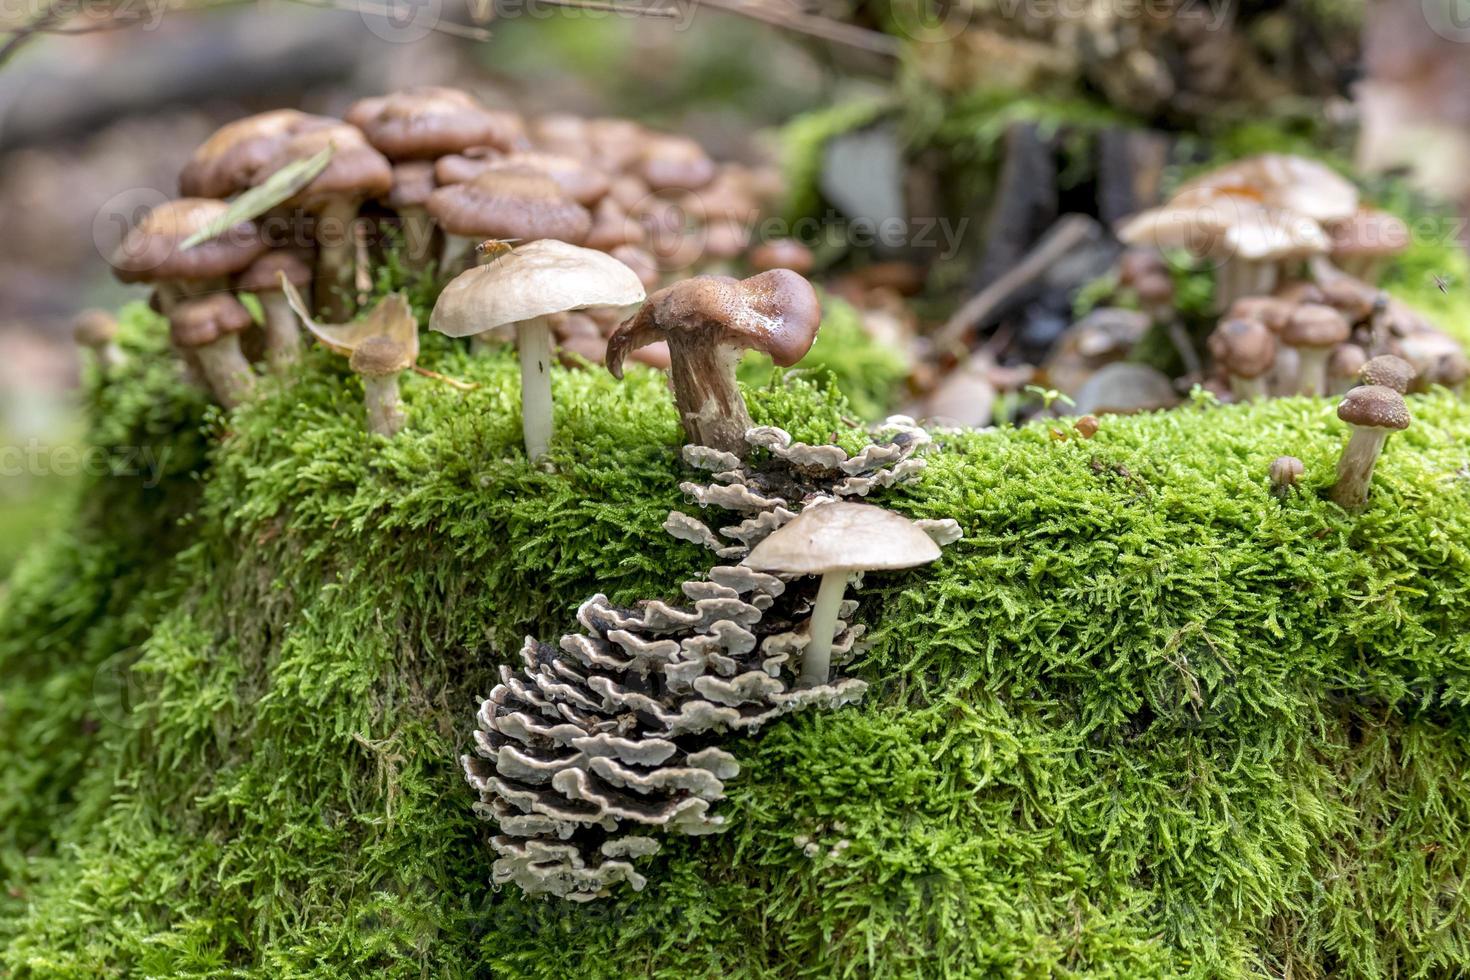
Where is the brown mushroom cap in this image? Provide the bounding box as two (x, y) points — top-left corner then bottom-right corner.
(475, 153), (610, 206)
(1327, 343), (1368, 382)
(1269, 455), (1304, 486)
(110, 198), (268, 284)
(169, 293), (253, 348)
(610, 244), (661, 292)
(236, 251), (313, 294)
(585, 117), (645, 173)
(529, 113), (590, 158)
(747, 239), (815, 275)
(1207, 317), (1276, 378)
(269, 123), (393, 211)
(584, 198), (645, 252)
(639, 135), (716, 192)
(742, 501), (940, 576)
(385, 161), (437, 210)
(349, 335), (412, 376)
(1337, 384), (1410, 430)
(345, 87), (524, 159)
(1118, 248), (1168, 286)
(426, 171), (591, 243)
(1319, 278), (1384, 324)
(1227, 297), (1295, 332)
(73, 309), (118, 347)
(433, 146), (503, 185)
(1283, 303), (1350, 350)
(1359, 354), (1417, 393)
(1330, 208), (1411, 261)
(606, 269), (821, 378)
(179, 109), (335, 198)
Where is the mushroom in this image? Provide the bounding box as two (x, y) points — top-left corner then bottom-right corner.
(1282, 304), (1350, 397)
(638, 135), (716, 192)
(430, 240), (645, 459)
(169, 294), (256, 407)
(434, 146), (503, 185)
(109, 198), (268, 312)
(1358, 354), (1417, 393)
(1268, 456), (1304, 499)
(1118, 249), (1175, 324)
(1173, 154), (1360, 226)
(267, 123), (392, 320)
(425, 171), (591, 272)
(1327, 208), (1410, 283)
(610, 244), (662, 292)
(1206, 317), (1276, 401)
(1326, 343), (1368, 396)
(742, 502), (941, 687)
(471, 152), (610, 206)
(747, 239), (815, 276)
(1330, 385), (1411, 510)
(383, 161), (439, 271)
(179, 109), (332, 198)
(584, 197), (645, 252)
(350, 336), (412, 437)
(236, 251), (312, 373)
(345, 87), (524, 160)
(605, 270), (823, 456)
(73, 309), (124, 373)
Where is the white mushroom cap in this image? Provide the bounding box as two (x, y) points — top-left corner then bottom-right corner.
(742, 502), (941, 576)
(429, 239), (647, 338)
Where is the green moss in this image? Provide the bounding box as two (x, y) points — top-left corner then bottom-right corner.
(4, 289), (1470, 976)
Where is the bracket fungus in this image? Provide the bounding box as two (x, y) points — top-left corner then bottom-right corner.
(430, 240), (645, 459)
(169, 294), (257, 407)
(1330, 385), (1411, 511)
(605, 270), (822, 457)
(350, 337), (413, 437)
(743, 502), (942, 688)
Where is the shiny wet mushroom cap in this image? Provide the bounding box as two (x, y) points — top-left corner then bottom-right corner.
(345, 87), (524, 159)
(744, 502), (941, 687)
(605, 270), (822, 456)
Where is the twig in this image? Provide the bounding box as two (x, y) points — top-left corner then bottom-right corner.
(411, 365), (479, 391)
(934, 215), (1096, 352)
(530, 0), (678, 16)
(675, 0), (899, 56)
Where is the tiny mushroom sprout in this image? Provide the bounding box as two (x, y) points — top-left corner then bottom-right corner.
(73, 309), (123, 373)
(236, 251), (312, 373)
(1330, 385), (1411, 511)
(743, 502), (942, 688)
(430, 240), (645, 459)
(350, 337), (413, 437)
(1282, 303), (1350, 397)
(1206, 317), (1276, 401)
(605, 270), (822, 457)
(169, 294), (257, 407)
(1269, 455), (1304, 499)
(1359, 354), (1417, 394)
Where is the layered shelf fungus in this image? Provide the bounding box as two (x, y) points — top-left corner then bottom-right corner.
(430, 240), (646, 459)
(462, 417), (959, 902)
(605, 270), (823, 457)
(1331, 385), (1412, 511)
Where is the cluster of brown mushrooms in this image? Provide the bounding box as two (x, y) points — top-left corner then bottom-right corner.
(97, 88), (826, 451)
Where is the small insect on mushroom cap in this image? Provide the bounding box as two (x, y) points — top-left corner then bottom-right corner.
(1359, 354), (1417, 394)
(742, 502), (941, 577)
(350, 336), (411, 378)
(1337, 384), (1411, 430)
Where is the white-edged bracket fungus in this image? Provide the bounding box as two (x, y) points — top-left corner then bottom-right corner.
(73, 309), (124, 374)
(236, 252), (312, 373)
(169, 294), (256, 407)
(430, 240), (645, 459)
(605, 270), (822, 457)
(1268, 455), (1304, 499)
(350, 336), (412, 437)
(743, 502), (941, 688)
(1330, 384), (1411, 511)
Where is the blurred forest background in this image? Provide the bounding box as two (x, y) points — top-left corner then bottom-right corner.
(1, 0), (1468, 579)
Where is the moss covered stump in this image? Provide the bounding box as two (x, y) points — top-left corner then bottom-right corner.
(2, 304), (1470, 978)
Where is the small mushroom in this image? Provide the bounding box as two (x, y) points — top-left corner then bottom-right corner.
(425, 171), (591, 272)
(1328, 208), (1410, 284)
(605, 270), (822, 456)
(1206, 317), (1276, 402)
(430, 240), (645, 459)
(1282, 304), (1350, 397)
(350, 336), (412, 437)
(73, 309), (124, 374)
(109, 198), (268, 312)
(1330, 385), (1411, 510)
(345, 87), (524, 160)
(383, 161), (440, 271)
(169, 294), (256, 407)
(742, 502), (941, 687)
(179, 109), (332, 198)
(1326, 343), (1368, 395)
(1268, 456), (1304, 499)
(236, 251), (312, 373)
(1358, 354), (1417, 393)
(747, 239), (814, 276)
(638, 135), (716, 192)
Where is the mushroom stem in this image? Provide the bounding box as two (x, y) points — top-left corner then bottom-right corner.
(397, 205), (438, 271)
(440, 234), (477, 276)
(314, 197), (360, 321)
(1230, 376), (1267, 402)
(1295, 348), (1331, 397)
(515, 315), (555, 459)
(800, 571), (849, 688)
(259, 294), (302, 373)
(1330, 425), (1389, 510)
(195, 333), (256, 408)
(664, 332), (752, 457)
(362, 373), (406, 437)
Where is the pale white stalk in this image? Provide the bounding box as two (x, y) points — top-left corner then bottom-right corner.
(259, 293), (301, 373)
(800, 571), (850, 688)
(363, 374), (405, 437)
(1295, 347), (1331, 397)
(1331, 427), (1389, 510)
(516, 315), (554, 459)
